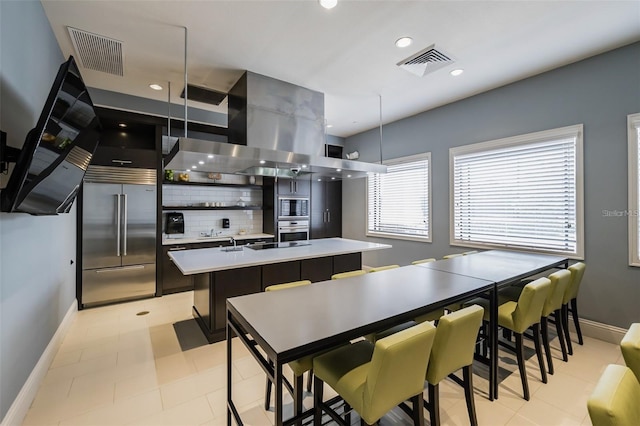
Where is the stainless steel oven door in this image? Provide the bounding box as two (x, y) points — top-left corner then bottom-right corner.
(278, 220), (309, 242)
(278, 197), (309, 220)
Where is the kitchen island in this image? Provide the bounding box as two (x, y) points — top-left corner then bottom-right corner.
(168, 237), (391, 342)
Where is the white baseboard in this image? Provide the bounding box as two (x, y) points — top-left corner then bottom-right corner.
(1, 300), (77, 426)
(577, 318), (627, 345)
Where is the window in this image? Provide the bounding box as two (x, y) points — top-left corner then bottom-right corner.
(629, 113), (640, 267)
(450, 125), (584, 257)
(367, 153), (431, 242)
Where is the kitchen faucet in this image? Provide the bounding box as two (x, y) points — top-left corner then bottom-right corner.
(229, 236), (236, 249)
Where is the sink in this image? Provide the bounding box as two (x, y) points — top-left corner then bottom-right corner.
(221, 246), (243, 252)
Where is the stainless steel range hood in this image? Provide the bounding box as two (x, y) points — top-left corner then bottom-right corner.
(164, 71), (386, 179)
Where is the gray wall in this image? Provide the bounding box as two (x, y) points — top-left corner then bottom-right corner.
(0, 2), (76, 419)
(343, 42), (640, 329)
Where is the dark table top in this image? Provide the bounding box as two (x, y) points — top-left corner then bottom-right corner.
(414, 250), (568, 286)
(227, 265), (493, 362)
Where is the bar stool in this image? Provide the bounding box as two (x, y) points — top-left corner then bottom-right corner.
(368, 264), (400, 272)
(313, 321), (437, 426)
(587, 364), (640, 426)
(263, 280), (313, 417)
(463, 250), (478, 255)
(411, 258), (436, 265)
(443, 254), (463, 259)
(621, 323), (640, 383)
(331, 270), (367, 280)
(563, 262), (586, 354)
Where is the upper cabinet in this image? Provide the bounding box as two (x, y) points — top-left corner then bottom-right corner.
(277, 178), (310, 197)
(310, 180), (342, 239)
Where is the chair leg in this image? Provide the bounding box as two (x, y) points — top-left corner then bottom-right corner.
(264, 358), (274, 410)
(344, 401), (351, 426)
(314, 376), (324, 426)
(562, 304), (573, 355)
(571, 298), (584, 345)
(463, 365), (478, 426)
(515, 333), (530, 401)
(410, 394), (425, 426)
(306, 369), (313, 393)
(554, 309), (568, 362)
(294, 374), (303, 425)
(541, 317), (554, 375)
(428, 383), (440, 426)
(532, 324), (547, 384)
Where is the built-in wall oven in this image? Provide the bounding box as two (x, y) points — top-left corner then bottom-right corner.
(278, 220), (309, 242)
(278, 197), (309, 220)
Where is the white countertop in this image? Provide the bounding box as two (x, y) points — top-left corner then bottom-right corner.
(162, 233), (274, 246)
(168, 237), (392, 275)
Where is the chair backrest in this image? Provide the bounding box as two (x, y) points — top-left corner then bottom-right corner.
(543, 270), (572, 316)
(564, 262), (586, 303)
(264, 280), (311, 292)
(411, 258), (436, 265)
(463, 251), (478, 255)
(331, 270), (367, 280)
(512, 277), (552, 333)
(443, 254), (463, 259)
(361, 321), (436, 425)
(426, 305), (484, 385)
(621, 323), (640, 383)
(588, 364), (640, 426)
(368, 265), (400, 273)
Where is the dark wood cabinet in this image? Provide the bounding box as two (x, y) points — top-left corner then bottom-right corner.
(212, 266), (262, 331)
(262, 261), (301, 290)
(277, 178), (310, 197)
(333, 252), (362, 274)
(301, 257), (334, 282)
(311, 180), (342, 239)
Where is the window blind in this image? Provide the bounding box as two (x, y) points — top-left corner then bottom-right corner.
(452, 135), (579, 254)
(630, 114), (640, 266)
(367, 153), (430, 240)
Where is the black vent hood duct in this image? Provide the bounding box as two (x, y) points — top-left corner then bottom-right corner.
(164, 71), (386, 179)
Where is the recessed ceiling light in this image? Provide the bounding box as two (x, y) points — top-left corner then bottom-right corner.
(326, 124), (333, 128)
(347, 174), (352, 178)
(331, 177), (336, 180)
(198, 161), (204, 165)
(149, 84), (163, 91)
(118, 123), (127, 128)
(450, 69), (464, 76)
(301, 164), (307, 169)
(395, 37), (413, 48)
(191, 165), (197, 169)
(208, 155), (214, 159)
(319, 0), (337, 9)
(259, 160), (266, 164)
(317, 178), (322, 182)
(336, 168), (342, 172)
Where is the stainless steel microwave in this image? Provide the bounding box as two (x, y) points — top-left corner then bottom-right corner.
(278, 197), (309, 220)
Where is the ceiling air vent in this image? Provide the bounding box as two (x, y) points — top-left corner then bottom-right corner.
(397, 44), (454, 77)
(68, 27), (124, 76)
(180, 84), (227, 106)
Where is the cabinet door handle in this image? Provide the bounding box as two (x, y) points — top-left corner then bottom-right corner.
(115, 194), (121, 257)
(327, 210), (331, 223)
(169, 247), (187, 251)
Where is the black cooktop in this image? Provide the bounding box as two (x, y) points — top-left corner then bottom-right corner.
(247, 241), (311, 250)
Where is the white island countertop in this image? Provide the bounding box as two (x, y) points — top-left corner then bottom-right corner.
(168, 237), (392, 275)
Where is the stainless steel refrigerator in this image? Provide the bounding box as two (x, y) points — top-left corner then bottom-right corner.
(81, 166), (157, 307)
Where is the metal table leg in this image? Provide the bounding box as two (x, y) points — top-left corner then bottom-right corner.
(490, 284), (499, 400)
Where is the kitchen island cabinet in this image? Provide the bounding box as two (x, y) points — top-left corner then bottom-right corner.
(168, 238), (391, 342)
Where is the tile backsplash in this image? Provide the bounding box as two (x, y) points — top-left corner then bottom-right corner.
(162, 184), (263, 238)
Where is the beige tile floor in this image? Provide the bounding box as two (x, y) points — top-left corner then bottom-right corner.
(21, 291), (624, 425)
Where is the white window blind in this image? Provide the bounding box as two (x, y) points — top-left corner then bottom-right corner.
(451, 125), (583, 256)
(367, 153), (431, 241)
(629, 113), (640, 267)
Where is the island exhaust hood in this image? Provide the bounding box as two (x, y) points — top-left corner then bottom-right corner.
(164, 71), (386, 179)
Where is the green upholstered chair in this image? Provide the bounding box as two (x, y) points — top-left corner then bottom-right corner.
(587, 364), (640, 426)
(263, 280), (313, 415)
(331, 270), (367, 280)
(411, 258), (436, 265)
(443, 254), (463, 259)
(563, 262), (586, 355)
(368, 264), (400, 273)
(621, 323), (640, 383)
(463, 250), (478, 255)
(501, 269), (571, 374)
(313, 321), (437, 426)
(424, 305), (484, 426)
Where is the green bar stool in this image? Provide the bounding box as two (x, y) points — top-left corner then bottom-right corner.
(443, 254), (463, 259)
(411, 258), (436, 265)
(587, 364), (640, 426)
(313, 321), (437, 426)
(423, 305), (485, 426)
(621, 323), (640, 383)
(331, 270), (367, 280)
(368, 264), (400, 272)
(563, 262), (586, 355)
(463, 251), (478, 255)
(263, 280), (313, 417)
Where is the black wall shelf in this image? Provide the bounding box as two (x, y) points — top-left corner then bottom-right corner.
(162, 205), (262, 211)
(162, 180), (261, 190)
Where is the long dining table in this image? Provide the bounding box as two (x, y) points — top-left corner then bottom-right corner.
(225, 250), (569, 426)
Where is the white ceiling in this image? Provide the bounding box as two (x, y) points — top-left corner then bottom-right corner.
(41, 0), (640, 138)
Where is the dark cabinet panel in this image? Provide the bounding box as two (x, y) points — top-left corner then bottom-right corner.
(333, 252), (362, 274)
(193, 273), (212, 331)
(311, 180), (342, 239)
(277, 178), (310, 197)
(162, 246), (193, 294)
(262, 261), (301, 290)
(212, 267), (262, 331)
(90, 146), (157, 168)
(301, 257), (333, 282)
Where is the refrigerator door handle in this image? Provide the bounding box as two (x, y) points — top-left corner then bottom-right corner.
(123, 193), (128, 256)
(95, 265), (145, 273)
(116, 194), (121, 257)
